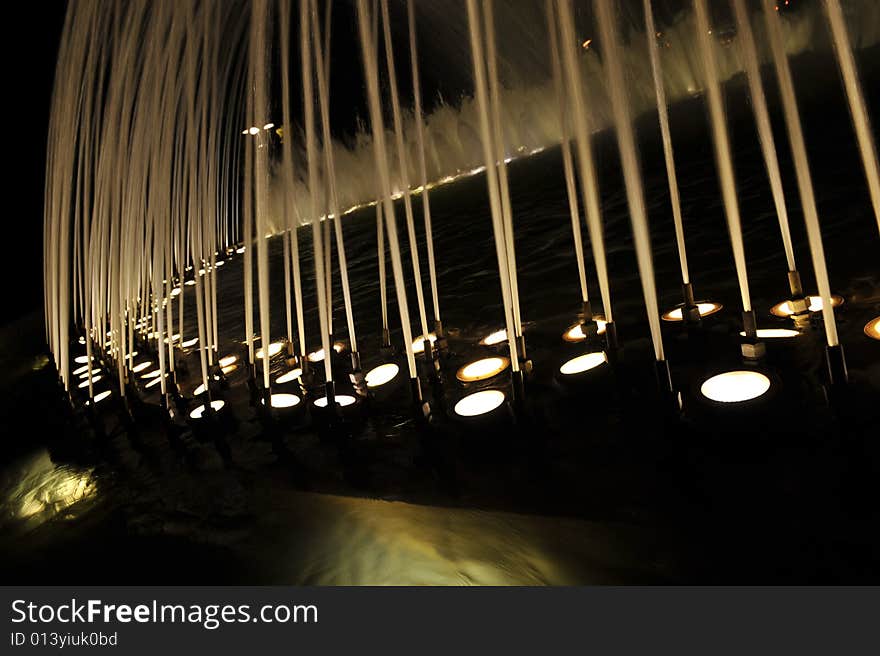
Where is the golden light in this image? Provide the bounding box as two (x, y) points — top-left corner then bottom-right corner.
(365, 363), (400, 388)
(454, 389), (506, 417)
(738, 328), (801, 339)
(219, 354), (238, 368)
(261, 393), (301, 409)
(131, 361), (152, 373)
(189, 400), (225, 419)
(276, 368), (303, 384)
(256, 341), (284, 359)
(700, 371), (771, 403)
(215, 260), (224, 267)
(248, 126), (260, 135)
(456, 357), (510, 383)
(661, 301), (723, 322)
(307, 342), (345, 362)
(141, 370), (162, 379)
(74, 355), (94, 364)
(78, 336), (86, 345)
(185, 279), (196, 286)
(582, 38), (592, 49)
(170, 287), (181, 297)
(479, 329), (507, 346)
(865, 317), (880, 341)
(411, 332), (437, 354)
(770, 295), (844, 317)
(562, 319), (607, 343)
(559, 351), (607, 375)
(263, 122), (275, 130)
(314, 394), (357, 408)
(72, 364), (91, 376)
(236, 246), (246, 254)
(85, 390), (112, 405)
(77, 375), (102, 388)
(163, 333), (181, 344)
(145, 375), (167, 389)
(181, 337), (198, 348)
(221, 363), (238, 375)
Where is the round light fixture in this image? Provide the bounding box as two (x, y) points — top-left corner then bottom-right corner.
(256, 341), (284, 359)
(170, 287), (181, 297)
(141, 370), (162, 379)
(700, 370), (771, 403)
(85, 390), (112, 405)
(480, 329), (507, 346)
(770, 295), (843, 317)
(261, 393), (301, 409)
(276, 368), (303, 384)
(131, 361), (152, 373)
(313, 394), (357, 408)
(218, 355), (238, 368)
(145, 375), (167, 389)
(454, 389), (506, 417)
(562, 319), (607, 343)
(661, 301), (723, 322)
(307, 342), (345, 363)
(865, 317), (880, 341)
(456, 357), (509, 383)
(74, 355), (94, 364)
(77, 375), (103, 388)
(181, 337), (198, 348)
(189, 400), (225, 419)
(221, 363), (238, 376)
(73, 364), (91, 376)
(559, 351), (607, 376)
(365, 363), (400, 388)
(411, 333), (437, 354)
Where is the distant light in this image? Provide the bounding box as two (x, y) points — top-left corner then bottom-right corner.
(307, 342), (345, 362)
(85, 390), (112, 405)
(365, 363), (400, 388)
(185, 279), (196, 286)
(77, 375), (102, 388)
(170, 287), (181, 297)
(865, 317), (880, 341)
(263, 123), (275, 130)
(700, 370), (771, 403)
(562, 319), (607, 343)
(412, 332), (437, 354)
(236, 246), (246, 254)
(454, 390), (506, 417)
(248, 126), (260, 135)
(189, 400), (225, 419)
(276, 368), (303, 384)
(73, 364), (91, 376)
(74, 355), (94, 364)
(219, 355), (238, 368)
(261, 393), (300, 408)
(559, 351), (607, 376)
(163, 333), (181, 344)
(662, 301), (723, 322)
(582, 38), (592, 49)
(215, 260), (224, 267)
(456, 357), (509, 383)
(738, 328), (801, 339)
(132, 361), (152, 373)
(181, 337), (198, 348)
(78, 336), (86, 345)
(480, 329), (507, 346)
(256, 341), (284, 359)
(145, 375), (167, 389)
(770, 295), (843, 317)
(221, 364), (238, 375)
(142, 370), (162, 379)
(314, 394), (357, 408)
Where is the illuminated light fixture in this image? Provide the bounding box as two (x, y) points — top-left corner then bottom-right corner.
(562, 319), (607, 343)
(74, 355), (94, 364)
(215, 260), (224, 268)
(738, 328), (801, 339)
(480, 329), (507, 346)
(78, 336), (86, 345)
(236, 246), (246, 254)
(185, 279), (196, 286)
(411, 332), (437, 354)
(85, 390), (112, 405)
(144, 375), (168, 389)
(248, 126), (260, 135)
(276, 368), (303, 385)
(189, 400), (225, 419)
(700, 370), (771, 403)
(142, 370), (162, 379)
(770, 295), (843, 318)
(661, 301), (723, 322)
(256, 341), (284, 359)
(454, 389), (506, 417)
(307, 342), (345, 363)
(864, 317), (880, 341)
(170, 287), (181, 297)
(181, 337), (198, 348)
(77, 369), (94, 379)
(73, 364), (91, 376)
(221, 364), (238, 375)
(77, 375), (102, 388)
(218, 355), (237, 368)
(559, 351), (607, 376)
(365, 363), (399, 388)
(263, 122), (275, 130)
(261, 393), (301, 409)
(163, 333), (181, 344)
(313, 394), (357, 408)
(456, 357), (510, 383)
(131, 361), (152, 373)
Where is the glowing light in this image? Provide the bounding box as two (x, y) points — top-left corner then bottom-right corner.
(145, 375), (167, 389)
(559, 352), (607, 375)
(276, 368), (303, 384)
(85, 390), (112, 405)
(221, 363), (238, 375)
(314, 394), (357, 408)
(74, 355), (94, 364)
(262, 122), (275, 130)
(480, 329), (507, 346)
(865, 317), (880, 341)
(307, 342), (345, 362)
(454, 390), (506, 417)
(738, 328), (801, 339)
(77, 375), (102, 388)
(181, 337), (198, 348)
(582, 38), (592, 49)
(256, 341), (284, 359)
(185, 279), (196, 286)
(219, 355), (237, 368)
(73, 364), (91, 376)
(170, 287), (181, 297)
(248, 126), (260, 135)
(662, 302), (723, 322)
(456, 357), (510, 383)
(770, 295), (844, 317)
(700, 371), (771, 403)
(236, 246), (246, 254)
(215, 260), (224, 267)
(365, 363), (399, 388)
(142, 370), (162, 379)
(78, 336), (85, 345)
(411, 333), (437, 354)
(163, 333), (181, 344)
(562, 319), (607, 343)
(131, 361), (152, 373)
(189, 400), (225, 419)
(261, 393), (301, 409)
